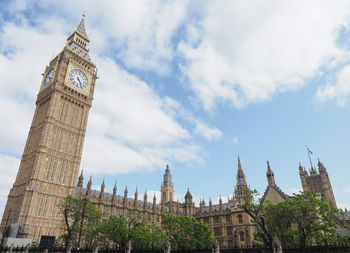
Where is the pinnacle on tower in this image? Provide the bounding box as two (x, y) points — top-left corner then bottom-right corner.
(77, 170), (84, 188)
(113, 181), (117, 195)
(75, 11), (89, 40)
(124, 185), (128, 199)
(236, 156), (247, 185)
(266, 160), (276, 186)
(318, 158), (327, 173)
(87, 176), (92, 190)
(101, 178), (105, 192)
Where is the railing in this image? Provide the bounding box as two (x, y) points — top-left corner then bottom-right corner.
(0, 245), (350, 253)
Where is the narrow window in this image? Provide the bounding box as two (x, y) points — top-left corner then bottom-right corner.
(50, 160), (56, 181)
(42, 195), (49, 217)
(46, 159), (52, 180)
(59, 103), (66, 121)
(52, 197), (57, 217)
(240, 231), (245, 241)
(238, 215), (243, 224)
(38, 195), (44, 216)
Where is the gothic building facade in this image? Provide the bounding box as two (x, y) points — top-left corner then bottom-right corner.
(299, 160), (337, 208)
(0, 15), (338, 248)
(75, 158), (255, 248)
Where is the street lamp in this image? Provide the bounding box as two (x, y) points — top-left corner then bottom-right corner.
(78, 198), (88, 248)
(1, 208), (11, 249)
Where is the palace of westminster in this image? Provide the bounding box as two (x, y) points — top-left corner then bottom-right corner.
(0, 15), (341, 248)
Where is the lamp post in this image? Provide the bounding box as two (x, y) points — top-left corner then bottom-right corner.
(78, 198), (88, 248)
(1, 208), (11, 249)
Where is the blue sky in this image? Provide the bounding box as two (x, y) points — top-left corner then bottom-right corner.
(1, 0), (350, 217)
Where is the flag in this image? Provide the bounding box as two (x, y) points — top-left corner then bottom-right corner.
(306, 146), (313, 155)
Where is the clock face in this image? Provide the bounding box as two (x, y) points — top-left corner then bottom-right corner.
(44, 68), (55, 87)
(69, 69), (88, 89)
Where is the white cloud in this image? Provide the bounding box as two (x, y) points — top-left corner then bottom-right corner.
(317, 65), (350, 106)
(0, 154), (20, 218)
(81, 57), (204, 175)
(286, 187), (302, 195)
(179, 1), (350, 111)
(163, 97), (222, 141)
(232, 137), (239, 144)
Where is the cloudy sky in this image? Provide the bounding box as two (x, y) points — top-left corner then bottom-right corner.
(1, 0), (350, 217)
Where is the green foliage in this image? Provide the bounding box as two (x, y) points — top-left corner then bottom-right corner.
(161, 213), (213, 250)
(239, 189), (342, 249)
(58, 195), (101, 247)
(100, 212), (165, 249)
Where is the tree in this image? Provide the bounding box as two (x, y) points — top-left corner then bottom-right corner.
(58, 196), (101, 247)
(161, 213), (213, 250)
(101, 212), (165, 250)
(238, 189), (341, 249)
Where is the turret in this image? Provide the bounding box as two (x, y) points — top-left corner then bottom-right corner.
(112, 181), (117, 203)
(299, 163), (309, 191)
(185, 188), (193, 204)
(86, 176), (92, 197)
(77, 170), (84, 188)
(161, 164), (174, 204)
(99, 179), (105, 199)
(144, 191), (148, 209)
(219, 196), (223, 212)
(318, 159), (327, 173)
(266, 161), (276, 186)
(134, 188), (138, 206)
(209, 198), (212, 213)
(235, 156), (250, 204)
(124, 186), (128, 201)
(153, 194), (157, 210)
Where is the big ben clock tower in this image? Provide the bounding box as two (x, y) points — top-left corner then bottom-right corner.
(0, 14), (97, 241)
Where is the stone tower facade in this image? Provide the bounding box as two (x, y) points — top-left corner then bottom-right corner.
(299, 159), (337, 208)
(161, 165), (174, 204)
(0, 14), (97, 241)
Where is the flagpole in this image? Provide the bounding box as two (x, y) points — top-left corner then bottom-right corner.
(306, 145), (313, 169)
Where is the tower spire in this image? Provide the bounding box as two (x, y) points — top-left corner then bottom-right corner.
(236, 156), (247, 185)
(77, 169), (84, 188)
(75, 11), (89, 40)
(266, 160), (275, 186)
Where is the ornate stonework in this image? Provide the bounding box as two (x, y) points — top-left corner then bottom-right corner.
(0, 15), (97, 241)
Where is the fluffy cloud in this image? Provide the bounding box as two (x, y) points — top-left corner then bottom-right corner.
(178, 1), (350, 110)
(0, 154), (20, 218)
(317, 65), (350, 106)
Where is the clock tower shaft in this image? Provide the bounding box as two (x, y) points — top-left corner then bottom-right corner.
(0, 15), (97, 241)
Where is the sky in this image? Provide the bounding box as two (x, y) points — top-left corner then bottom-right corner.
(1, 0), (350, 218)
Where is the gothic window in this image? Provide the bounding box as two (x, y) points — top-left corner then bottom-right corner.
(51, 197), (57, 217)
(226, 226), (232, 236)
(50, 160), (56, 181)
(214, 227), (221, 236)
(213, 216), (219, 223)
(240, 231), (245, 241)
(38, 195), (44, 216)
(204, 217), (209, 224)
(226, 214), (231, 223)
(238, 214), (243, 224)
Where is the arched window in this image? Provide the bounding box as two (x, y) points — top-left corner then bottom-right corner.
(238, 214), (243, 224)
(240, 231), (245, 241)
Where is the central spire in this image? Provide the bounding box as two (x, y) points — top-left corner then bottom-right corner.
(236, 155), (247, 185)
(75, 12), (89, 41)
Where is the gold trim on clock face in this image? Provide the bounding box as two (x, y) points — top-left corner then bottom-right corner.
(65, 62), (91, 95)
(69, 69), (88, 89)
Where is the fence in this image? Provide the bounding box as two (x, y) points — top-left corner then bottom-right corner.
(1, 246), (350, 253)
